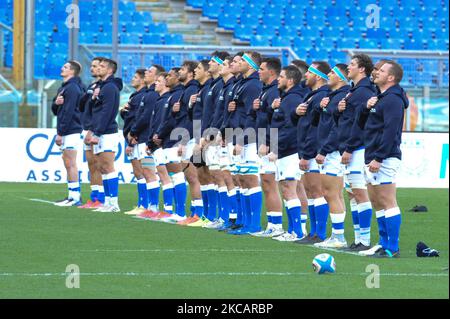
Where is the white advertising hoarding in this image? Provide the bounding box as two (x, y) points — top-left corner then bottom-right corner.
(0, 128), (448, 188)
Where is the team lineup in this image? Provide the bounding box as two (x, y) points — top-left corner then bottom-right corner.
(50, 50), (408, 258)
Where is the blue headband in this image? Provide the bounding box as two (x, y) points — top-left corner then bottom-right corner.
(308, 66), (329, 81)
(332, 66), (348, 82)
(243, 53), (259, 71)
(211, 56), (224, 65)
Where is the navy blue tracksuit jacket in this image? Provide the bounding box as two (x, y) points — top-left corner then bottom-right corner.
(52, 76), (85, 136)
(91, 76), (123, 136)
(291, 85), (330, 160)
(270, 85), (305, 158)
(358, 84), (409, 164)
(312, 84), (351, 156)
(333, 77), (377, 154)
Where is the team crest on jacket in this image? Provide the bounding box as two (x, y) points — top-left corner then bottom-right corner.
(370, 108), (377, 113)
(164, 103), (169, 108)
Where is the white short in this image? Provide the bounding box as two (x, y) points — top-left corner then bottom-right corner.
(320, 151), (344, 177)
(81, 130), (91, 151)
(343, 148), (366, 188)
(164, 146), (181, 164)
(181, 138), (196, 162)
(303, 158), (321, 174)
(344, 148), (365, 175)
(260, 155), (276, 175)
(276, 153), (301, 182)
(60, 133), (81, 151)
(237, 143), (260, 175)
(219, 145), (231, 170)
(227, 142), (238, 173)
(93, 133), (119, 155)
(205, 144), (220, 170)
(243, 143), (259, 164)
(141, 155), (156, 170)
(127, 144), (145, 161)
(153, 148), (167, 166)
(364, 157), (401, 186)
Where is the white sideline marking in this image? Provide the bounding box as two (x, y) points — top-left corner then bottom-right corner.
(28, 198), (55, 205)
(79, 249), (308, 253)
(0, 271), (447, 277)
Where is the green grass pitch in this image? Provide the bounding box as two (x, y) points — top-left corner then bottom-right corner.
(0, 182), (448, 299)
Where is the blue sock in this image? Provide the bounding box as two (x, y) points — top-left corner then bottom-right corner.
(97, 185), (105, 203)
(267, 212), (273, 225)
(173, 173), (187, 217)
(190, 201), (196, 217)
(240, 189), (248, 227)
(307, 199), (316, 236)
(200, 185), (209, 219)
(218, 187), (230, 222)
(206, 185), (218, 221)
(102, 175), (109, 204)
(287, 199), (303, 237)
(358, 202), (373, 246)
(301, 213), (308, 236)
(376, 209), (388, 249)
(68, 181), (81, 202)
(235, 188), (243, 225)
(90, 185), (99, 202)
(314, 197), (329, 240)
(243, 190), (252, 228)
(248, 187), (262, 231)
(162, 183), (174, 214)
(285, 201), (293, 233)
(193, 199), (204, 218)
(330, 212), (346, 240)
(228, 188), (238, 221)
(272, 212), (283, 228)
(147, 181), (160, 212)
(385, 207), (402, 253)
(106, 172), (119, 207)
(137, 178), (147, 208)
(350, 198), (361, 244)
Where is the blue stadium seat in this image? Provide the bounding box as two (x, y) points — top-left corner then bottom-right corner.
(380, 38), (405, 50)
(299, 26), (320, 39)
(264, 13), (283, 27)
(250, 35), (271, 46)
(218, 13), (239, 30)
(256, 24), (276, 37)
(186, 0), (205, 9)
(321, 27), (340, 39)
(278, 25), (295, 38)
(95, 32), (113, 44)
(234, 24), (254, 41)
(142, 33), (162, 45)
(119, 33), (141, 45)
(164, 34), (184, 45)
(202, 3), (222, 19)
(271, 36), (292, 47)
(79, 32), (95, 44)
(284, 14), (303, 27)
(263, 4), (284, 16)
(240, 13), (261, 26)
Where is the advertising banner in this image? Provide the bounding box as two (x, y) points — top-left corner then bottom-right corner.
(0, 128), (448, 188)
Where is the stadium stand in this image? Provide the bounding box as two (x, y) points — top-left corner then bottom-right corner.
(0, 0), (448, 86)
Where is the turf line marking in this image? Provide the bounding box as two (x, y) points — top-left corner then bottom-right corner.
(28, 198), (55, 205)
(0, 272), (447, 277)
(78, 249), (311, 253)
(304, 245), (362, 256)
